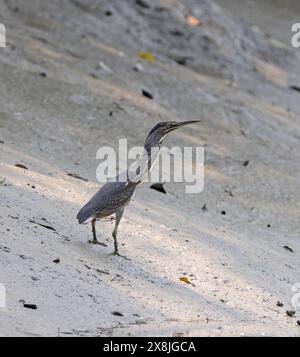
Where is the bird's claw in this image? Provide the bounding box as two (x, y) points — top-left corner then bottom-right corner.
(88, 240), (108, 247)
(110, 252), (131, 261)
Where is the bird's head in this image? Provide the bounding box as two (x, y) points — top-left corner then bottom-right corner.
(145, 120), (200, 146)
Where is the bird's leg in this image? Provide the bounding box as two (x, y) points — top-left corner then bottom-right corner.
(88, 218), (107, 246)
(111, 209), (130, 260)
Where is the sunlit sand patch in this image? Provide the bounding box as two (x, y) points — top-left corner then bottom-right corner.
(157, 61), (232, 91)
(84, 75), (167, 115)
(0, 162), (96, 206)
(252, 57), (288, 87)
(25, 39), (71, 61)
(87, 38), (126, 57)
(205, 165), (229, 183)
(262, 103), (293, 118)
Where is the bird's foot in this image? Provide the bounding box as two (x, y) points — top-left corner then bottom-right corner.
(88, 239), (107, 247)
(110, 251), (131, 261)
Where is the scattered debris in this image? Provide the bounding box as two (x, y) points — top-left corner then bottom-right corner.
(23, 304), (38, 310)
(150, 183), (167, 194)
(224, 187), (234, 197)
(67, 173), (89, 182)
(276, 301), (284, 307)
(286, 310), (296, 317)
(175, 58), (188, 66)
(137, 51), (156, 62)
(53, 258), (60, 264)
(112, 311), (124, 317)
(289, 85), (300, 92)
(19, 300), (37, 310)
(8, 215), (19, 220)
(283, 245), (294, 253)
(96, 269), (110, 275)
(133, 63), (144, 72)
(186, 15), (201, 27)
(179, 277), (191, 285)
(142, 89), (153, 99)
(136, 0), (150, 9)
(104, 10), (113, 16)
(97, 61), (113, 75)
(170, 30), (184, 37)
(29, 219), (56, 232)
(15, 163), (28, 170)
(173, 332), (185, 337)
(0, 246), (10, 253)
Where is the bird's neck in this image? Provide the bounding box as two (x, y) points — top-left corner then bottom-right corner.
(144, 140), (162, 173)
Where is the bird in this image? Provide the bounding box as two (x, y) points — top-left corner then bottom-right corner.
(77, 120), (200, 258)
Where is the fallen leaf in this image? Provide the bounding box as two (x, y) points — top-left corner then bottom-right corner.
(150, 183), (166, 194)
(67, 173), (89, 182)
(186, 15), (201, 27)
(29, 219), (56, 232)
(23, 303), (38, 310)
(283, 245), (294, 253)
(289, 85), (300, 93)
(179, 277), (191, 284)
(138, 51), (156, 62)
(136, 0), (150, 9)
(142, 89), (153, 99)
(112, 311), (124, 317)
(15, 163), (28, 170)
(286, 310), (296, 317)
(202, 203), (207, 212)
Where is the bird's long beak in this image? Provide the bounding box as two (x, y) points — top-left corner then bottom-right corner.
(168, 120), (201, 132)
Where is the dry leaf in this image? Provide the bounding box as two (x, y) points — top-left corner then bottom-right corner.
(138, 51), (156, 62)
(179, 276), (191, 284)
(186, 15), (201, 27)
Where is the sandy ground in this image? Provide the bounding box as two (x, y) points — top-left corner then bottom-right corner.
(0, 0), (300, 336)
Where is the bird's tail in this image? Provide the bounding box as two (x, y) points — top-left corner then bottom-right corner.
(77, 205), (93, 224)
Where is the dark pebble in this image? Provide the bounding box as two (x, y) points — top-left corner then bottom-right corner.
(142, 90), (153, 100)
(150, 183), (166, 194)
(24, 304), (38, 310)
(286, 310), (296, 317)
(283, 245), (294, 253)
(15, 163), (28, 170)
(112, 311), (124, 317)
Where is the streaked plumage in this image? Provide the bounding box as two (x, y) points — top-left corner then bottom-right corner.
(77, 120), (200, 257)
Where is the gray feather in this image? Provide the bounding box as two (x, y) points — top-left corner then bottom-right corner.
(77, 177), (137, 224)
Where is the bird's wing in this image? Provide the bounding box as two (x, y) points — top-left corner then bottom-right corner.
(77, 179), (136, 223)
